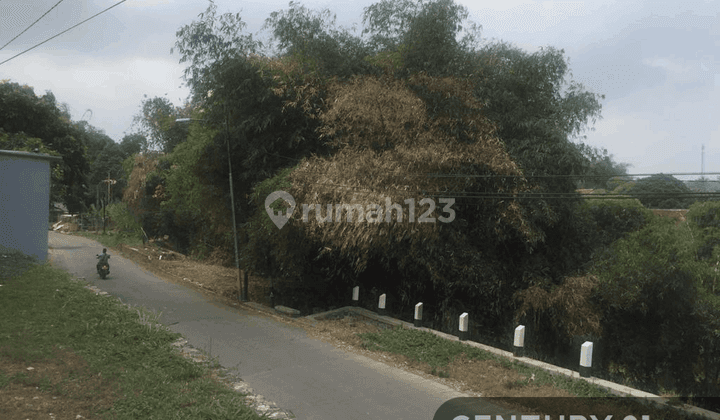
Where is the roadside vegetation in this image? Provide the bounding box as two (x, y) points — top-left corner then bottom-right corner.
(353, 325), (704, 419)
(0, 247), (267, 420)
(0, 240), (709, 419)
(3, 0), (720, 411)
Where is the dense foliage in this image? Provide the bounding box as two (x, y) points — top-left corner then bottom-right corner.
(4, 0), (716, 401)
(0, 79), (152, 215)
(590, 213), (720, 395)
(574, 143), (632, 189)
(628, 173), (696, 209)
(580, 198), (654, 249)
(160, 0), (631, 338)
(0, 80), (89, 212)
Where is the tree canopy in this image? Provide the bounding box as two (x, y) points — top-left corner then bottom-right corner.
(158, 0), (632, 337)
(0, 79), (89, 212)
(629, 173), (696, 209)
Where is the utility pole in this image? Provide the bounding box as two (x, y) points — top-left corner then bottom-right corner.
(702, 144), (705, 177)
(102, 172), (116, 234)
(224, 106), (247, 302)
(176, 115), (248, 302)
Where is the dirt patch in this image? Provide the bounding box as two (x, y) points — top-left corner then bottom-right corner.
(651, 209), (688, 225)
(115, 243), (274, 305)
(0, 345), (121, 420)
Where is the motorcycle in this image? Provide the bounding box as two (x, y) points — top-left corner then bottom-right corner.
(96, 253), (110, 279)
(98, 263), (109, 279)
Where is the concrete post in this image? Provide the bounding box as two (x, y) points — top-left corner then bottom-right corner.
(458, 313), (469, 341)
(513, 325), (525, 357)
(414, 302), (423, 327)
(352, 286), (359, 306)
(580, 341), (593, 378)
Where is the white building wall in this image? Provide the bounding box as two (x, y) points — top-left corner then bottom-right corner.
(0, 150), (62, 262)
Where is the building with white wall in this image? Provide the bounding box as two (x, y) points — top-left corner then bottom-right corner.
(0, 150), (63, 262)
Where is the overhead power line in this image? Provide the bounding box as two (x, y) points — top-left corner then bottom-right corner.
(0, 0), (66, 52)
(0, 0), (128, 66)
(258, 150), (720, 181)
(300, 181), (720, 201)
(427, 172), (720, 179)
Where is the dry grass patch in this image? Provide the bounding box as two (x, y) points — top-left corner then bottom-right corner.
(298, 315), (575, 399)
(0, 345), (121, 420)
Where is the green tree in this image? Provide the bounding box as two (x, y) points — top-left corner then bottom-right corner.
(119, 133), (148, 157)
(591, 217), (707, 392)
(574, 143), (631, 189)
(361, 4), (605, 265)
(467, 42), (605, 277)
(0, 129), (65, 206)
(362, 0), (482, 57)
(399, 0), (467, 76)
(629, 173), (695, 209)
(263, 1), (373, 78)
(131, 95), (189, 154)
(171, 0), (261, 105)
(155, 120), (231, 255)
(168, 0), (615, 341)
(0, 79), (90, 212)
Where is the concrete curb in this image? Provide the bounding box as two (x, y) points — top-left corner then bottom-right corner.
(306, 306), (720, 420)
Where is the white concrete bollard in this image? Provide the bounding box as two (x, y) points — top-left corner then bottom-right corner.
(352, 286), (359, 306)
(580, 341), (593, 378)
(513, 325), (525, 357)
(459, 312), (469, 341)
(414, 302), (423, 327)
(378, 294), (386, 315)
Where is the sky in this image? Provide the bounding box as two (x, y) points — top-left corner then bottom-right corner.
(0, 0), (719, 181)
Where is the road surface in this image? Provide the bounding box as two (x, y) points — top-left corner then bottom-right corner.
(47, 231), (513, 420)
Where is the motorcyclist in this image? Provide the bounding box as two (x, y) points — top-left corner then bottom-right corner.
(96, 248), (110, 275)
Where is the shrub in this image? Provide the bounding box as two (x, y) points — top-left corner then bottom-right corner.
(591, 217), (706, 393)
(685, 200), (720, 293)
(628, 173), (694, 209)
(105, 202), (142, 236)
(581, 198), (654, 248)
(606, 176), (634, 193)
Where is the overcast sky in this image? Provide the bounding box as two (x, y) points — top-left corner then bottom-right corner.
(1, 0), (718, 180)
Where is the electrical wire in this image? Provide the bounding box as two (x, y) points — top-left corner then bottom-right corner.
(256, 167), (720, 202)
(0, 0), (66, 52)
(427, 172), (720, 179)
(257, 150), (720, 181)
(0, 0), (128, 66)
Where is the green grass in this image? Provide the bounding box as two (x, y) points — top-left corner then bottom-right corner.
(0, 261), (268, 419)
(357, 326), (707, 420)
(358, 326), (614, 397)
(72, 230), (144, 249)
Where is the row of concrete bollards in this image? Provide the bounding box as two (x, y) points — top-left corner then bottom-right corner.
(351, 286), (595, 378)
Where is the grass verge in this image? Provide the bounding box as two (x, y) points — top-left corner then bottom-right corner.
(0, 257), (268, 420)
(354, 325), (708, 419)
(53, 230), (714, 418)
(72, 230), (144, 249)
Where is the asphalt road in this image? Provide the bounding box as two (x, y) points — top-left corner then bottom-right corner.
(47, 231), (491, 420)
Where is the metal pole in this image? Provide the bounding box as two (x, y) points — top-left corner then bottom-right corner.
(107, 171), (110, 205)
(225, 110), (245, 302)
